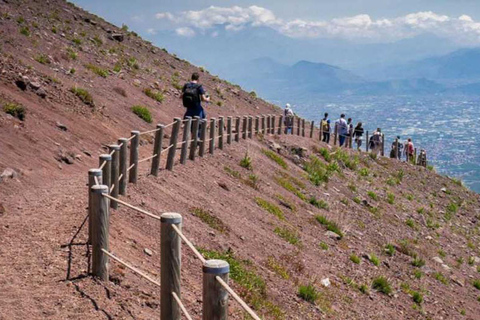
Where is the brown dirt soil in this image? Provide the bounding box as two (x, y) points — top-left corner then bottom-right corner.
(1, 1), (480, 320)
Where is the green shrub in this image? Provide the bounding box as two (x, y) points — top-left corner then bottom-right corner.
(412, 257), (425, 267)
(191, 207), (228, 233)
(412, 291), (423, 304)
(414, 270), (423, 279)
(72, 37), (82, 45)
(387, 193), (395, 204)
(255, 197), (284, 220)
(353, 197), (361, 204)
(20, 26), (30, 36)
(51, 26), (57, 33)
(427, 165), (434, 171)
(359, 168), (369, 176)
(127, 57), (139, 69)
(244, 174), (259, 190)
(143, 88), (164, 102)
(367, 191), (378, 201)
(372, 276), (392, 295)
(85, 63), (108, 77)
(350, 254), (360, 264)
(131, 105), (152, 123)
(333, 148), (358, 170)
(319, 242), (328, 250)
(434, 272), (448, 285)
(309, 196), (329, 210)
(113, 62), (122, 73)
(316, 215), (343, 238)
(474, 279), (480, 290)
(66, 47), (78, 60)
(405, 219), (416, 229)
(34, 54), (50, 64)
(3, 102), (26, 120)
(438, 249), (446, 258)
(317, 147), (331, 162)
(224, 166), (240, 179)
(298, 284), (318, 303)
(445, 202), (458, 221)
(369, 253), (380, 266)
(266, 257), (289, 280)
(262, 149), (287, 169)
(275, 176), (307, 201)
(239, 152), (252, 170)
(92, 35), (103, 46)
(359, 284), (369, 294)
(274, 226), (301, 246)
(249, 91), (257, 98)
(385, 244), (395, 256)
(348, 183), (357, 192)
(304, 155), (330, 185)
(70, 87), (94, 106)
(406, 194), (414, 201)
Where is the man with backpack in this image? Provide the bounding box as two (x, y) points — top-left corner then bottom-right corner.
(321, 113), (330, 143)
(405, 138), (415, 162)
(335, 114), (348, 147)
(284, 103), (294, 134)
(182, 72), (210, 119)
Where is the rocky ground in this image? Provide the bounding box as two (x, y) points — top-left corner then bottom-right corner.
(1, 1), (480, 319)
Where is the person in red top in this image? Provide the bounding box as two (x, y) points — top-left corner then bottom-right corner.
(405, 138), (414, 162)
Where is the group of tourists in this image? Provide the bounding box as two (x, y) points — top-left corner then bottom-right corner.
(179, 72), (422, 164)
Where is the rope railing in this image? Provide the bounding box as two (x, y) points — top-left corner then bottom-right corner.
(87, 112), (429, 320)
(101, 249), (160, 287)
(172, 292), (193, 320)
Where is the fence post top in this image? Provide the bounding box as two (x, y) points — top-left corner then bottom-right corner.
(174, 117), (182, 121)
(131, 130), (140, 135)
(118, 137), (128, 142)
(156, 124), (165, 129)
(91, 184), (108, 193)
(203, 259), (230, 274)
(89, 168), (102, 176)
(109, 144), (120, 150)
(160, 212), (182, 224)
(100, 154), (112, 160)
(227, 116), (232, 119)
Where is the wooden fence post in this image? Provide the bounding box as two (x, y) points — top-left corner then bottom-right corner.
(271, 115), (275, 134)
(180, 117), (191, 165)
(128, 130), (140, 183)
(290, 115), (294, 135)
(227, 117), (232, 144)
(91, 184), (109, 281)
(278, 115), (283, 135)
(242, 116), (247, 139)
(235, 117), (240, 142)
(395, 138), (399, 159)
(108, 144), (120, 209)
(248, 116), (253, 139)
(167, 118), (182, 171)
(414, 148), (417, 165)
(189, 117), (200, 161)
(381, 133), (385, 157)
(319, 121), (323, 141)
(99, 154), (111, 189)
(296, 118), (300, 135)
(266, 115), (271, 134)
(209, 118), (216, 154)
(309, 121), (314, 138)
(161, 213), (182, 320)
(261, 115), (266, 134)
(349, 129), (354, 149)
(151, 125), (164, 175)
(203, 259), (229, 320)
(255, 116), (259, 134)
(88, 169), (102, 245)
(366, 131), (369, 152)
(334, 125), (338, 146)
(302, 119), (305, 137)
(218, 116), (224, 150)
(199, 119), (207, 157)
(118, 138), (128, 195)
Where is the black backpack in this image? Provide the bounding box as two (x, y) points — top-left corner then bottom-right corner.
(182, 83), (200, 108)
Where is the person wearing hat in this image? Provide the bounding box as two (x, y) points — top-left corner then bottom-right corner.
(284, 103), (294, 134)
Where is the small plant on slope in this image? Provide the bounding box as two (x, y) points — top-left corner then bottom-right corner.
(372, 276), (392, 295)
(298, 284), (319, 303)
(131, 105), (152, 123)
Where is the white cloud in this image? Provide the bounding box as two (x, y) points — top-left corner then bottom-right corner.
(155, 6), (480, 44)
(175, 27), (195, 37)
(146, 28), (157, 35)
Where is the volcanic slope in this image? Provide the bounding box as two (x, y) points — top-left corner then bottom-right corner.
(1, 1), (480, 319)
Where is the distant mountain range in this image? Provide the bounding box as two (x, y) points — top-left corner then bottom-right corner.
(222, 48), (480, 99)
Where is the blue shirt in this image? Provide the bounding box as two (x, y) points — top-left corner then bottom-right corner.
(182, 82), (206, 118)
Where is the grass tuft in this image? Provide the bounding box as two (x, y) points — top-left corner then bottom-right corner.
(315, 215), (343, 238)
(85, 63), (109, 77)
(309, 196), (329, 210)
(350, 254), (360, 264)
(191, 207), (228, 233)
(372, 276), (392, 295)
(255, 197), (284, 220)
(131, 105), (152, 123)
(262, 149), (287, 169)
(274, 226), (301, 246)
(239, 152), (253, 170)
(143, 88), (164, 102)
(70, 87), (94, 106)
(298, 284), (318, 303)
(3, 102), (26, 120)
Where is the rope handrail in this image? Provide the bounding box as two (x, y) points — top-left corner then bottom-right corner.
(139, 128), (160, 136)
(99, 160), (107, 171)
(138, 154), (157, 163)
(127, 163), (135, 172)
(118, 173), (123, 182)
(126, 134), (136, 142)
(109, 149), (116, 156)
(102, 193), (161, 221)
(164, 121), (175, 128)
(171, 224), (206, 264)
(110, 183), (115, 193)
(172, 292), (193, 320)
(94, 176), (100, 186)
(215, 276), (261, 320)
(160, 144), (174, 154)
(101, 249), (160, 287)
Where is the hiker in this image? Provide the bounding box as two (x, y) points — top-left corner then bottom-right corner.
(284, 103), (294, 134)
(347, 118), (354, 147)
(369, 128), (382, 155)
(182, 72), (210, 120)
(405, 138), (415, 162)
(395, 136), (404, 159)
(320, 113), (331, 143)
(417, 149), (427, 167)
(353, 122), (364, 150)
(335, 114), (348, 147)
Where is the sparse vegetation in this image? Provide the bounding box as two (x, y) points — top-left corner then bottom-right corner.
(350, 254), (360, 264)
(66, 47), (78, 60)
(309, 196), (329, 210)
(224, 166), (241, 179)
(434, 272), (448, 285)
(358, 168), (369, 176)
(255, 197), (284, 220)
(20, 26), (30, 36)
(445, 202), (458, 221)
(414, 270), (423, 279)
(372, 276), (392, 295)
(85, 63), (108, 77)
(3, 102), (26, 120)
(369, 253), (380, 266)
(316, 215), (343, 238)
(131, 105), (152, 123)
(298, 284), (318, 303)
(387, 192), (395, 204)
(70, 87), (94, 106)
(319, 242), (329, 250)
(143, 88), (164, 102)
(266, 257), (289, 279)
(274, 226), (301, 246)
(34, 54), (50, 65)
(239, 152), (253, 170)
(191, 207), (228, 233)
(262, 149), (287, 169)
(473, 279), (480, 290)
(411, 257), (425, 268)
(385, 243), (395, 256)
(275, 176), (307, 201)
(412, 291), (423, 304)
(405, 218), (416, 229)
(367, 191), (378, 201)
